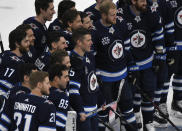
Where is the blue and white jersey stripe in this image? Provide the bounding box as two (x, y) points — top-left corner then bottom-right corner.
(136, 54), (153, 70)
(96, 67), (127, 82)
(69, 81), (81, 89)
(84, 105), (97, 117)
(38, 126), (56, 131)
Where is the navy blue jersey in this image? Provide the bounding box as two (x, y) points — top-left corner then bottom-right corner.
(0, 51), (24, 94)
(48, 87), (69, 131)
(92, 19), (131, 82)
(168, 0), (182, 50)
(61, 29), (74, 51)
(69, 51), (100, 116)
(48, 18), (64, 32)
(23, 17), (48, 57)
(0, 93), (56, 131)
(34, 50), (51, 71)
(84, 4), (101, 23)
(148, 0), (175, 47)
(117, 6), (165, 70)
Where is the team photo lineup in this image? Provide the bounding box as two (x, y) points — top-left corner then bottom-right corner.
(0, 0), (181, 131)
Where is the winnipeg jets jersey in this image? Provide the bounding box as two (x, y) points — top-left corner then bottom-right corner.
(84, 4), (101, 23)
(0, 51), (25, 94)
(117, 6), (165, 70)
(168, 0), (182, 50)
(148, 0), (175, 47)
(69, 51), (99, 116)
(23, 17), (48, 57)
(34, 50), (51, 71)
(0, 93), (56, 131)
(48, 18), (64, 32)
(48, 87), (69, 131)
(92, 19), (131, 82)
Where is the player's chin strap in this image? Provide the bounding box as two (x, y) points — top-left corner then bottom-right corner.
(133, 79), (181, 131)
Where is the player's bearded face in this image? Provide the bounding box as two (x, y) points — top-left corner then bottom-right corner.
(106, 9), (117, 25)
(19, 36), (30, 54)
(135, 0), (147, 12)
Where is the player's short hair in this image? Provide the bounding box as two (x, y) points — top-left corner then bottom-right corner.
(35, 0), (53, 15)
(72, 27), (91, 44)
(47, 31), (64, 49)
(62, 9), (80, 28)
(99, 1), (116, 15)
(48, 64), (69, 81)
(29, 71), (49, 89)
(58, 0), (75, 20)
(79, 11), (89, 23)
(16, 24), (32, 32)
(18, 63), (37, 82)
(50, 49), (69, 65)
(9, 28), (27, 50)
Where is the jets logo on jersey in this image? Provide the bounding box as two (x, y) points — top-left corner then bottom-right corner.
(10, 56), (21, 62)
(131, 30), (146, 48)
(174, 7), (182, 28)
(117, 8), (124, 14)
(117, 16), (123, 23)
(109, 40), (124, 61)
(88, 71), (98, 92)
(109, 27), (115, 34)
(150, 2), (158, 12)
(29, 23), (38, 30)
(102, 37), (110, 45)
(53, 26), (61, 31)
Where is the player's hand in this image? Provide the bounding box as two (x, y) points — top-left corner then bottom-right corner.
(79, 113), (86, 122)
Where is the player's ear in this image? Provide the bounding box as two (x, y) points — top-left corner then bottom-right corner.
(68, 21), (72, 28)
(24, 75), (29, 82)
(37, 82), (42, 89)
(51, 42), (57, 49)
(54, 76), (59, 82)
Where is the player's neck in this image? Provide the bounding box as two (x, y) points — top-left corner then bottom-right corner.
(130, 5), (140, 16)
(11, 49), (22, 57)
(22, 81), (31, 89)
(95, 4), (100, 11)
(101, 19), (112, 27)
(74, 47), (85, 57)
(50, 81), (58, 89)
(31, 88), (42, 97)
(35, 15), (46, 25)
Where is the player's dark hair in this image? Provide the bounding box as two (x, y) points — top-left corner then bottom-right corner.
(29, 71), (49, 89)
(58, 0), (75, 20)
(48, 64), (69, 81)
(9, 28), (27, 50)
(16, 24), (32, 32)
(18, 63), (37, 82)
(50, 49), (69, 65)
(62, 9), (80, 29)
(80, 11), (89, 23)
(35, 0), (53, 15)
(47, 31), (64, 49)
(72, 27), (91, 44)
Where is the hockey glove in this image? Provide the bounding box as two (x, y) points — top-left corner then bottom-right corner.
(166, 46), (178, 66)
(152, 54), (166, 73)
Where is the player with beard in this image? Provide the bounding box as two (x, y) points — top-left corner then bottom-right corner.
(23, 0), (55, 57)
(0, 26), (30, 96)
(92, 1), (138, 131)
(117, 0), (165, 130)
(48, 64), (70, 131)
(0, 71), (56, 131)
(61, 9), (82, 51)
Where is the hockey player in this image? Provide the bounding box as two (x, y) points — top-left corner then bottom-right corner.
(0, 26), (30, 96)
(117, 0), (166, 130)
(61, 9), (82, 51)
(34, 31), (68, 71)
(92, 1), (138, 131)
(0, 71), (56, 131)
(146, 0), (175, 127)
(84, 0), (112, 23)
(23, 0), (55, 57)
(50, 50), (71, 69)
(69, 27), (105, 131)
(160, 0), (182, 119)
(48, 64), (70, 131)
(48, 0), (76, 32)
(80, 12), (94, 30)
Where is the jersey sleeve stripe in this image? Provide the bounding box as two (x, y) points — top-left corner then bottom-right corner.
(38, 126), (56, 131)
(1, 114), (11, 124)
(56, 112), (67, 122)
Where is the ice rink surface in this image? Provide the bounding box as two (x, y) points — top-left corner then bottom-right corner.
(0, 0), (181, 130)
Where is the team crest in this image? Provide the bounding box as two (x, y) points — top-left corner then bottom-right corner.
(131, 30), (146, 48)
(109, 27), (115, 34)
(10, 56), (21, 62)
(135, 16), (141, 23)
(29, 23), (38, 30)
(117, 8), (123, 14)
(170, 0), (177, 8)
(117, 16), (123, 23)
(174, 7), (182, 28)
(109, 40), (123, 61)
(151, 2), (158, 12)
(88, 72), (98, 92)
